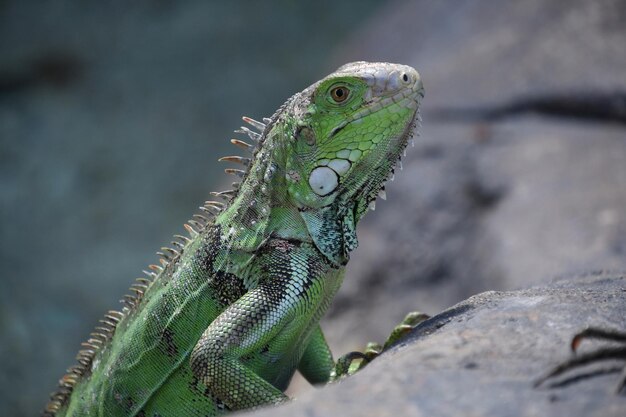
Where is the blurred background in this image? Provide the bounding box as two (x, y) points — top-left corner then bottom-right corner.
(1, 1), (625, 416)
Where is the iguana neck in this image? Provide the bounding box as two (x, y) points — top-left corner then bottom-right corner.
(214, 124), (310, 251)
(214, 119), (356, 267)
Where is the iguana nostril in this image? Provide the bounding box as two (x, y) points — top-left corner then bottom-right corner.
(402, 73), (409, 83)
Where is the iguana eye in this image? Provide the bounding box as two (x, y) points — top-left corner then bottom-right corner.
(330, 86), (350, 103)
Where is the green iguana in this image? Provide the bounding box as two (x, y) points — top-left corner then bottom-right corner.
(44, 61), (425, 416)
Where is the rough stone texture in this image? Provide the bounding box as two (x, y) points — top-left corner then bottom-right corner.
(255, 273), (626, 417)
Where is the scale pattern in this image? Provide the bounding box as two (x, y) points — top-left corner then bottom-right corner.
(44, 61), (424, 416)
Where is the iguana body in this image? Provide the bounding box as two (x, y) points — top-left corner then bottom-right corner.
(44, 61), (424, 416)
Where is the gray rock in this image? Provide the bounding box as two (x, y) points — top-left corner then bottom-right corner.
(253, 272), (626, 417)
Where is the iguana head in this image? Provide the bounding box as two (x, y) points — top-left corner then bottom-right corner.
(279, 62), (424, 264)
(219, 62), (423, 265)
(282, 62), (424, 215)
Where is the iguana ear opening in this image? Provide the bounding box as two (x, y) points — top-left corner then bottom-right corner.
(299, 204), (358, 267)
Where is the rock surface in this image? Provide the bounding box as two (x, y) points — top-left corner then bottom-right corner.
(254, 272), (626, 417)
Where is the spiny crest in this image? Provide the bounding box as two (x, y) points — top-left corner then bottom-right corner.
(219, 115), (271, 190)
(44, 115), (269, 416)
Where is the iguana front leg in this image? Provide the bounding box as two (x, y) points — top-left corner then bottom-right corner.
(190, 284), (290, 410)
(190, 241), (338, 411)
(297, 325), (334, 385)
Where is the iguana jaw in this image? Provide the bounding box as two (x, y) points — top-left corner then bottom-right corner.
(330, 67), (424, 218)
(291, 62), (424, 264)
(341, 104), (422, 229)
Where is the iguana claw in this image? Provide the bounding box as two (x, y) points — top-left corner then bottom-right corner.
(330, 351), (370, 381)
(382, 311), (430, 350)
(331, 311), (430, 381)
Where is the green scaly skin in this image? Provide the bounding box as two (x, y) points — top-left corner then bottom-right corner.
(44, 61), (424, 417)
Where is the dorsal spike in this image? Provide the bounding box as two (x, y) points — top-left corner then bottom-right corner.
(90, 332), (108, 341)
(210, 190), (236, 200)
(218, 155), (251, 166)
(98, 318), (117, 328)
(235, 126), (261, 142)
(232, 182), (241, 190)
(129, 287), (144, 296)
(230, 138), (253, 151)
(94, 326), (111, 334)
(75, 353), (91, 361)
(61, 373), (79, 382)
(193, 214), (209, 224)
(122, 294), (137, 306)
(156, 251), (170, 260)
(132, 280), (149, 289)
(59, 382), (74, 390)
(205, 200), (225, 208)
(199, 206), (218, 216)
(60, 378), (76, 387)
(224, 168), (246, 178)
(171, 240), (185, 250)
(104, 314), (120, 323)
(82, 341), (100, 349)
(123, 293), (137, 302)
(202, 204), (222, 213)
(148, 264), (163, 273)
(173, 234), (191, 243)
(80, 342), (98, 350)
(67, 365), (84, 375)
(107, 310), (124, 319)
(57, 386), (73, 395)
(161, 247), (179, 257)
(60, 385), (74, 394)
(242, 116), (266, 132)
(188, 219), (204, 230)
(263, 117), (272, 124)
(183, 223), (198, 237)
